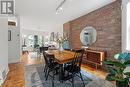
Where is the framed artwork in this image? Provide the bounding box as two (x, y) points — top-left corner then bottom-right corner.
(8, 30), (11, 41)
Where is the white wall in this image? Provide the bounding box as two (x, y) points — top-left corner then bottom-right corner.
(8, 16), (20, 63)
(22, 29), (47, 36)
(0, 17), (9, 86)
(122, 0), (130, 52)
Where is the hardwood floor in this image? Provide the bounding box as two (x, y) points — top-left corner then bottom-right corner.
(81, 64), (107, 79)
(21, 52), (44, 65)
(2, 52), (43, 87)
(2, 52), (107, 87)
(2, 63), (25, 87)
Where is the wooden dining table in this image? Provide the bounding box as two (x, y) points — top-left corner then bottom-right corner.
(45, 50), (76, 81)
(45, 50), (75, 64)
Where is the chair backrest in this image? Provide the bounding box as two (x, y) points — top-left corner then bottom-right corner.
(43, 52), (49, 65)
(43, 52), (51, 66)
(39, 47), (48, 53)
(40, 47), (49, 53)
(39, 47), (43, 53)
(43, 47), (49, 52)
(71, 49), (84, 70)
(43, 51), (55, 66)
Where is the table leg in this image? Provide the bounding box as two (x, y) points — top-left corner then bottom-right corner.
(59, 64), (64, 82)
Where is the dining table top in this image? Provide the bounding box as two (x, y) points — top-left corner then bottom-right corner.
(45, 50), (75, 64)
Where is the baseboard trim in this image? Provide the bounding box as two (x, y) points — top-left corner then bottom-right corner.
(0, 67), (9, 86)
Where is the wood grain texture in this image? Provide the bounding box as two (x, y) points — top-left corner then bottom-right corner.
(2, 63), (25, 87)
(45, 50), (75, 64)
(21, 52), (44, 65)
(2, 52), (44, 87)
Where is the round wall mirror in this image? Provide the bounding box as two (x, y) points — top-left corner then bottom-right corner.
(80, 26), (97, 46)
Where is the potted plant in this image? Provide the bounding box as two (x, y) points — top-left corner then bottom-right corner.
(103, 59), (130, 87)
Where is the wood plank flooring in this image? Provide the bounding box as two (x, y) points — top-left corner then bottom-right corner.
(2, 52), (107, 87)
(2, 63), (24, 87)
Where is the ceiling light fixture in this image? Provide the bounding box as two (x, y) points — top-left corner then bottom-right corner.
(56, 0), (67, 14)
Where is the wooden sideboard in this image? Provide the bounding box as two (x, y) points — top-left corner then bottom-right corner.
(82, 49), (106, 69)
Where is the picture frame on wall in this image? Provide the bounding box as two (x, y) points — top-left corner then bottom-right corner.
(8, 30), (11, 41)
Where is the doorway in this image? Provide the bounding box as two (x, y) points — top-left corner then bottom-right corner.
(26, 35), (44, 52)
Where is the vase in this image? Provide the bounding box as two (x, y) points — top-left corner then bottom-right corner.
(59, 44), (64, 52)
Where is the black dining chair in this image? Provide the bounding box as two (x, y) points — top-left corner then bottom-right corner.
(43, 51), (60, 81)
(39, 47), (48, 54)
(63, 49), (85, 87)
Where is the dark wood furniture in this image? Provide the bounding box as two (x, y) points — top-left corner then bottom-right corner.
(63, 49), (85, 87)
(45, 50), (75, 81)
(45, 49), (85, 87)
(82, 49), (106, 69)
(43, 51), (60, 81)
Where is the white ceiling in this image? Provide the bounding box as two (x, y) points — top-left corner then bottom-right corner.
(15, 0), (115, 32)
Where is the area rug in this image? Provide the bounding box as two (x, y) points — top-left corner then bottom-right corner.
(25, 64), (92, 87)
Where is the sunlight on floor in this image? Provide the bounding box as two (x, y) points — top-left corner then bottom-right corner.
(21, 52), (44, 65)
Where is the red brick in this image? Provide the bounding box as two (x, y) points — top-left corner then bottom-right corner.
(63, 0), (121, 60)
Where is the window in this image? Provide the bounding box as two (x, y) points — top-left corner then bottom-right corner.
(126, 2), (130, 50)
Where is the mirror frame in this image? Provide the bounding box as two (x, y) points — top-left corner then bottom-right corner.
(80, 26), (97, 46)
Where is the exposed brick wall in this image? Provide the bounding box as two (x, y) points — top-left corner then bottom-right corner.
(63, 0), (121, 60)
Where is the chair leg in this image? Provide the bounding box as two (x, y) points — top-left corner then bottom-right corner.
(72, 76), (74, 87)
(52, 80), (54, 87)
(44, 67), (48, 78)
(79, 72), (85, 87)
(46, 69), (50, 80)
(44, 65), (47, 72)
(44, 66), (48, 77)
(55, 69), (58, 75)
(52, 70), (55, 87)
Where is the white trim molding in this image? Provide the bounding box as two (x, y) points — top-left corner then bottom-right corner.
(0, 67), (9, 86)
(122, 0), (130, 52)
